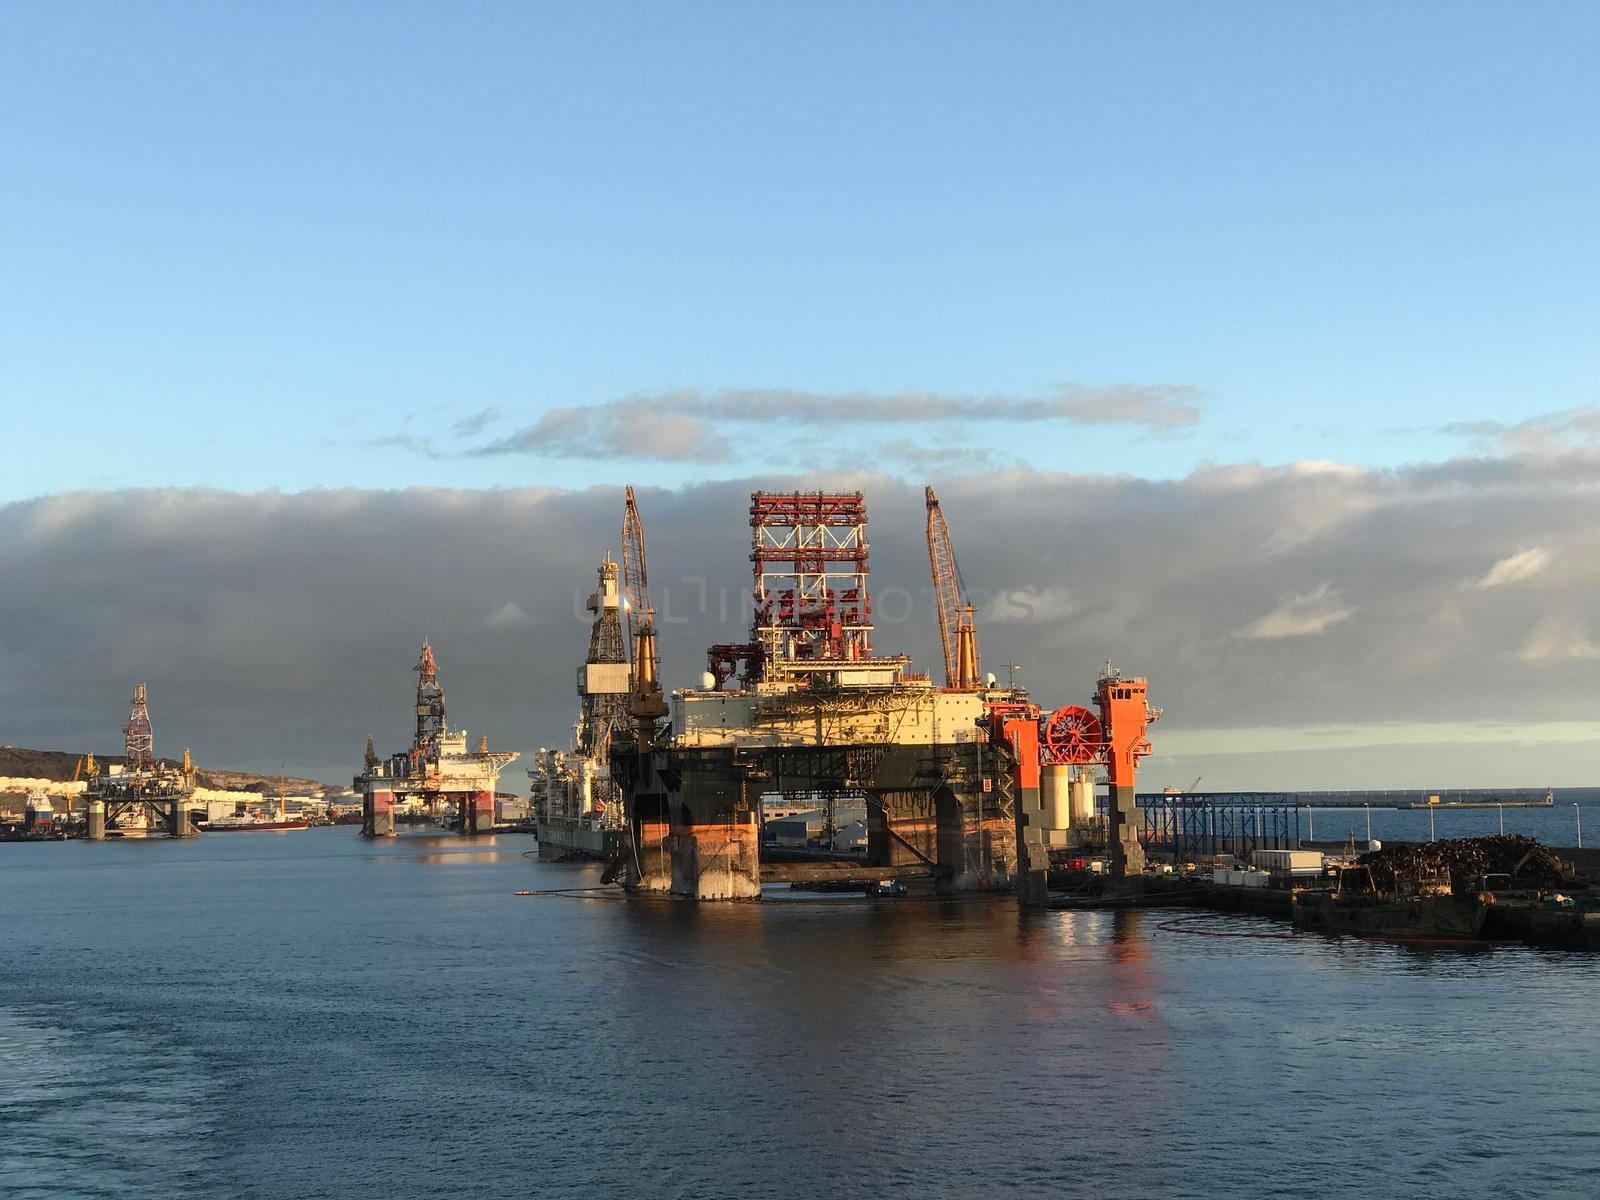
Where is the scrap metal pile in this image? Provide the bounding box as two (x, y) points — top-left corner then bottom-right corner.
(1355, 835), (1572, 895)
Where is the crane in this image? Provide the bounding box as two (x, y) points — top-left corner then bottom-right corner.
(925, 485), (980, 689)
(621, 485), (666, 739)
(621, 485), (652, 659)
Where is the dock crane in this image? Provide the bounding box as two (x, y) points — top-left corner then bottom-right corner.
(925, 485), (980, 689)
(621, 485), (667, 741)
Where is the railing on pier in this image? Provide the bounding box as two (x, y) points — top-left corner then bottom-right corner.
(1137, 793), (1302, 861)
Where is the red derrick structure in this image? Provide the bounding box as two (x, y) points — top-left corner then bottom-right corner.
(708, 491), (875, 689)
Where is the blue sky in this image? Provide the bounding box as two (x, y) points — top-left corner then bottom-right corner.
(4, 2), (1597, 498)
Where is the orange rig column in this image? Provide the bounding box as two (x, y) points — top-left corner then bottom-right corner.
(1097, 670), (1154, 881)
(994, 706), (1048, 907)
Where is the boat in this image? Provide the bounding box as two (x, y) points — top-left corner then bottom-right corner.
(528, 557), (631, 863)
(203, 813), (311, 832)
(200, 770), (310, 832)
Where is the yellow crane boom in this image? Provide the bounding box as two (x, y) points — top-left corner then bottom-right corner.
(925, 485), (980, 689)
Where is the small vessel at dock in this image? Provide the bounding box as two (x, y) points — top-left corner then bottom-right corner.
(199, 771), (310, 832)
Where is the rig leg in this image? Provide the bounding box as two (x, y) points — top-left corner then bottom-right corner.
(467, 789), (495, 835)
(1011, 781), (1049, 908)
(626, 817), (673, 892)
(362, 789), (395, 837)
(1108, 783), (1145, 879)
(669, 822), (761, 900)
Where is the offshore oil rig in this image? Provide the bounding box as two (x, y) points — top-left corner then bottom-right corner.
(604, 486), (1159, 902)
(80, 683), (200, 839)
(353, 642), (518, 836)
(526, 549), (633, 860)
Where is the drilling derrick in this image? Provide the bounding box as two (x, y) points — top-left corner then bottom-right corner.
(752, 491), (872, 664)
(124, 683), (154, 770)
(413, 642), (447, 756)
(925, 486), (980, 689)
(580, 558), (630, 760)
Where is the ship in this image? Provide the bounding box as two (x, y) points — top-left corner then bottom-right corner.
(529, 556), (630, 862)
(200, 771), (311, 832)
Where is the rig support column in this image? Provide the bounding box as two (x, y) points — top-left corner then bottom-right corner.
(629, 814), (672, 892)
(670, 820), (761, 900)
(86, 798), (106, 841)
(1097, 673), (1152, 881)
(1000, 714), (1049, 908)
(167, 798), (196, 838)
(363, 788), (395, 837)
(468, 789), (495, 835)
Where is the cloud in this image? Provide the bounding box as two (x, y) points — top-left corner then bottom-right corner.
(10, 453), (1600, 786)
(1442, 408), (1600, 455)
(473, 406), (730, 462)
(1242, 584), (1352, 639)
(451, 407), (501, 438)
(987, 587), (1076, 624)
(1518, 615), (1600, 663)
(877, 439), (1003, 473)
(676, 383), (1204, 430)
(368, 433), (440, 459)
(483, 602), (533, 629)
(1475, 546), (1552, 589)
(468, 382), (1204, 462)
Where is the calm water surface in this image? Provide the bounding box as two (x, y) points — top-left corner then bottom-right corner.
(3, 828), (1597, 1199)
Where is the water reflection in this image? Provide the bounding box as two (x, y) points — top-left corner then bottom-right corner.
(3, 828), (1599, 1199)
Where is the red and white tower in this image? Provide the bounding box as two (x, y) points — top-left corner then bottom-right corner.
(123, 683), (154, 770)
(750, 491), (872, 663)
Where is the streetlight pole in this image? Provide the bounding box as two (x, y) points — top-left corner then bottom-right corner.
(1364, 803), (1371, 845)
(1577, 803), (1584, 850)
(1498, 803), (1504, 835)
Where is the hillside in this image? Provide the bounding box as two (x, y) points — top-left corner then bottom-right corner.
(0, 746), (329, 794)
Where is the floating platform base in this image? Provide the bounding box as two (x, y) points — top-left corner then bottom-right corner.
(536, 819), (621, 862)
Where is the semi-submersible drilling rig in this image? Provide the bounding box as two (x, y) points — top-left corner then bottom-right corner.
(610, 488), (1159, 903)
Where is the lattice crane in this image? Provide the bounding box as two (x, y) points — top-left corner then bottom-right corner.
(925, 486), (980, 689)
(621, 485), (651, 657)
(621, 485), (667, 737)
